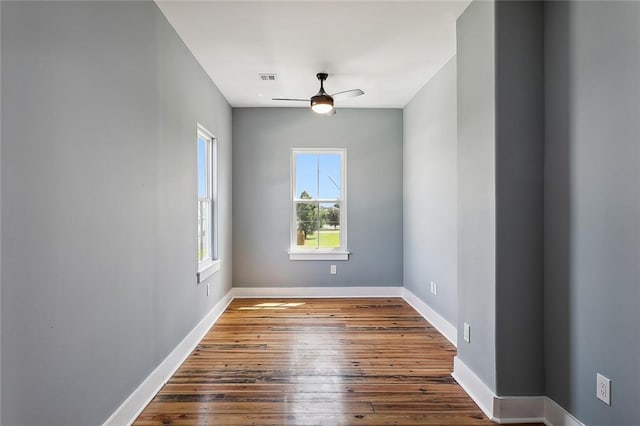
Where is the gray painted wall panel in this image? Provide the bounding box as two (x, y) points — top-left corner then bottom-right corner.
(403, 57), (458, 325)
(543, 0), (573, 410)
(456, 0), (496, 391)
(545, 1), (640, 423)
(232, 108), (403, 288)
(1, 2), (232, 424)
(494, 0), (544, 396)
(0, 3), (3, 421)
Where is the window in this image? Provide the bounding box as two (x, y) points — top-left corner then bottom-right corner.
(197, 125), (220, 282)
(290, 148), (348, 261)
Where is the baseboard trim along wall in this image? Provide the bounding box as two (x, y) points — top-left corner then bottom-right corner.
(452, 356), (499, 420)
(452, 356), (585, 426)
(544, 398), (585, 426)
(102, 289), (234, 426)
(401, 288), (457, 346)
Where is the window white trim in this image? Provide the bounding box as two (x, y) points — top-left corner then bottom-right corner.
(288, 252), (349, 261)
(197, 258), (221, 283)
(197, 124), (219, 281)
(289, 148), (349, 261)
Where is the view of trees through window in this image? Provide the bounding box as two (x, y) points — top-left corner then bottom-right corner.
(294, 152), (343, 249)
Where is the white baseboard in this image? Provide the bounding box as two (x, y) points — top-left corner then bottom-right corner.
(544, 397), (585, 426)
(232, 286), (403, 298)
(102, 289), (234, 426)
(452, 356), (497, 420)
(401, 288), (457, 346)
(452, 356), (584, 426)
(494, 396), (546, 424)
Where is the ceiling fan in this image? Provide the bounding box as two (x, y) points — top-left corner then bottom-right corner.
(272, 73), (364, 114)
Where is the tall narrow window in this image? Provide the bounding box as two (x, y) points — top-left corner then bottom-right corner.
(290, 148), (349, 261)
(197, 125), (219, 282)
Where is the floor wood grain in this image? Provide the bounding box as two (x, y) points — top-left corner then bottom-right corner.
(134, 298), (539, 425)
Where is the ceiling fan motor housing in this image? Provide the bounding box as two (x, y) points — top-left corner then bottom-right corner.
(311, 73), (334, 112)
(311, 93), (333, 108)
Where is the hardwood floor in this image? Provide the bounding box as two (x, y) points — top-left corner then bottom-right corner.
(135, 298), (538, 425)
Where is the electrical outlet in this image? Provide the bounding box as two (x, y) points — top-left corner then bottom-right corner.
(206, 283), (210, 297)
(596, 373), (611, 405)
(330, 264), (337, 275)
(463, 323), (471, 343)
(433, 282), (438, 295)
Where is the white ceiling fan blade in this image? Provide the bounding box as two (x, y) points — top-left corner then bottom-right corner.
(272, 98), (309, 102)
(331, 89), (364, 100)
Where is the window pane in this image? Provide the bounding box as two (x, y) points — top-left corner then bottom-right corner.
(318, 154), (341, 199)
(291, 149), (345, 254)
(197, 205), (203, 261)
(198, 136), (207, 198)
(295, 201), (319, 248)
(198, 199), (211, 261)
(319, 202), (340, 248)
(295, 153), (318, 199)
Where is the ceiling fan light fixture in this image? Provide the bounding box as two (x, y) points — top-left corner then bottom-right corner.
(272, 72), (362, 113)
(311, 94), (334, 114)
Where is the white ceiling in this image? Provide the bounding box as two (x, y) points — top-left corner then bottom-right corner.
(156, 1), (470, 109)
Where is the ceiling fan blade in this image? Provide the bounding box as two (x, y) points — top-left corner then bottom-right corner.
(331, 89), (364, 100)
(272, 98), (309, 102)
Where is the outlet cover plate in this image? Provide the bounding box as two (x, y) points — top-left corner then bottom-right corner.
(596, 373), (611, 405)
(463, 323), (471, 343)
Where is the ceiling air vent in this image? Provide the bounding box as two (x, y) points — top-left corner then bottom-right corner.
(259, 73), (278, 81)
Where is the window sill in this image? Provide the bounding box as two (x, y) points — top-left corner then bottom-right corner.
(197, 259), (221, 283)
(288, 251), (350, 261)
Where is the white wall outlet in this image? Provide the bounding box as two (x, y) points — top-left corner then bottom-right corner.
(463, 323), (471, 343)
(596, 373), (611, 405)
(206, 283), (210, 297)
(433, 282), (438, 295)
(330, 264), (337, 275)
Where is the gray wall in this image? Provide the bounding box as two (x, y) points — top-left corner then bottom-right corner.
(403, 56), (458, 325)
(1, 1), (232, 425)
(0, 3), (3, 420)
(457, 0), (545, 396)
(456, 0), (497, 390)
(233, 108), (403, 287)
(544, 1), (640, 424)
(494, 0), (544, 396)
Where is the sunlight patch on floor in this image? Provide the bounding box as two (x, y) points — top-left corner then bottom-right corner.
(238, 302), (306, 310)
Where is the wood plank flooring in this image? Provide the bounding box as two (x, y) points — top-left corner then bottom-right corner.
(134, 298), (537, 425)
